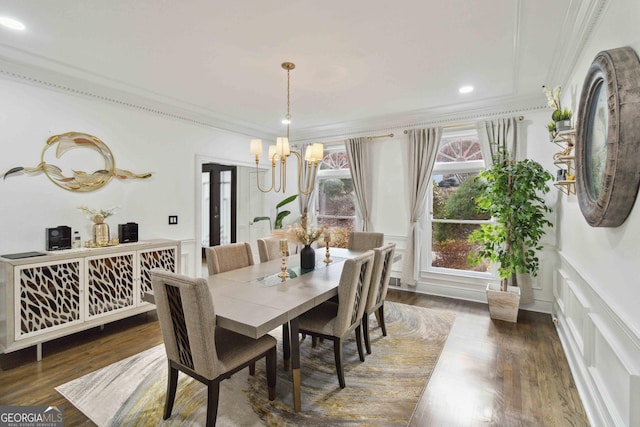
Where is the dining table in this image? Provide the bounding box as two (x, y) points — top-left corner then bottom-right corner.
(146, 246), (363, 412)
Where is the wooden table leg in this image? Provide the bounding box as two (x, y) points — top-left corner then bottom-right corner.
(289, 317), (301, 412)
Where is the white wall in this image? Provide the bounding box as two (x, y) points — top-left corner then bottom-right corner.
(0, 77), (252, 275)
(545, 1), (640, 425)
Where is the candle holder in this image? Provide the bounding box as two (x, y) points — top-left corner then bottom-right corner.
(278, 239), (289, 279)
(323, 233), (332, 264)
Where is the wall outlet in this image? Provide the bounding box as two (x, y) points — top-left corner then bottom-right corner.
(168, 215), (178, 225)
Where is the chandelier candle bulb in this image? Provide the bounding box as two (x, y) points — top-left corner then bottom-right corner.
(250, 139), (263, 159)
(312, 143), (324, 162)
(305, 146), (313, 162)
(268, 145), (277, 164)
(276, 137), (290, 157)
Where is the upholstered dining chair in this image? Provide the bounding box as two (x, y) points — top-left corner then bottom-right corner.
(347, 231), (384, 251)
(362, 243), (396, 354)
(205, 242), (254, 275)
(297, 251), (374, 388)
(150, 269), (276, 427)
(257, 237), (288, 262)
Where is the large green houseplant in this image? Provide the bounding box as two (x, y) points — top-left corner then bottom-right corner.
(468, 147), (553, 321)
(253, 194), (298, 230)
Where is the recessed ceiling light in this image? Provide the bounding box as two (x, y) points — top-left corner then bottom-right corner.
(0, 16), (26, 31)
(459, 85), (474, 94)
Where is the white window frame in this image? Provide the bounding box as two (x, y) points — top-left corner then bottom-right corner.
(315, 144), (359, 230)
(423, 129), (497, 280)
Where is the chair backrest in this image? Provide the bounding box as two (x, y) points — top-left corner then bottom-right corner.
(150, 269), (219, 379)
(334, 251), (374, 337)
(205, 242), (254, 275)
(347, 231), (384, 251)
(257, 237), (287, 263)
(365, 243), (396, 313)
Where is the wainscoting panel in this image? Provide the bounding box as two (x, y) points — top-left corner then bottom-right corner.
(554, 253), (640, 427)
(178, 239), (196, 277)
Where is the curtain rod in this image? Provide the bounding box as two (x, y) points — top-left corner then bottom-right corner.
(312, 132), (394, 146)
(403, 115), (525, 134)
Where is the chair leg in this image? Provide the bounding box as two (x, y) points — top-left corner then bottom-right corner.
(362, 313), (371, 354)
(378, 305), (387, 337)
(333, 338), (345, 388)
(206, 381), (220, 427)
(266, 346), (277, 401)
(355, 325), (365, 362)
(249, 362), (255, 376)
(282, 323), (290, 370)
(163, 363), (179, 420)
(312, 336), (318, 347)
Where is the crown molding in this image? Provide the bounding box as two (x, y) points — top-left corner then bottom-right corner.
(290, 94), (549, 143)
(0, 0), (608, 145)
(0, 50), (279, 140)
(546, 0), (610, 87)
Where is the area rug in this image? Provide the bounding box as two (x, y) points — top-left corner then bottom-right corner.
(56, 302), (454, 426)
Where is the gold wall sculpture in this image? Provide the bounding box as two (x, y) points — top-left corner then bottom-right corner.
(3, 132), (152, 191)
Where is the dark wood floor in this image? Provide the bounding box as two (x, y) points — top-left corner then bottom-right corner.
(0, 289), (589, 426)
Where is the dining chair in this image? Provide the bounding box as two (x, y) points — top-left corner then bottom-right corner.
(150, 269), (276, 427)
(257, 237), (288, 262)
(297, 251), (374, 388)
(362, 243), (396, 354)
(205, 242), (254, 275)
(347, 231), (384, 251)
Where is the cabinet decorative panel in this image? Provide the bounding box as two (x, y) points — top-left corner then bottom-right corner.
(86, 253), (135, 317)
(18, 260), (82, 337)
(139, 247), (177, 301)
(1, 239), (180, 356)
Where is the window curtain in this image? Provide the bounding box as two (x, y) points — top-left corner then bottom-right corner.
(297, 143), (315, 229)
(345, 137), (373, 231)
(480, 117), (534, 304)
(401, 127), (442, 287)
(481, 116), (519, 164)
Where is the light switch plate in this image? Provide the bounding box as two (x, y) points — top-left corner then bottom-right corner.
(168, 215), (178, 225)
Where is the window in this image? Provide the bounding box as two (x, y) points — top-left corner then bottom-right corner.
(316, 147), (355, 248)
(427, 130), (492, 274)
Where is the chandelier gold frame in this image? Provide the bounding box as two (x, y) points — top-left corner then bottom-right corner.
(250, 62), (323, 195)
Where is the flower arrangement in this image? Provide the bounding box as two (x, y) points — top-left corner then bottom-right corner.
(280, 223), (327, 246)
(78, 206), (118, 223)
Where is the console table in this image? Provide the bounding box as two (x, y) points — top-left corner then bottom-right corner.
(0, 239), (180, 360)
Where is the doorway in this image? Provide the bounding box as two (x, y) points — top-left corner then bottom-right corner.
(202, 163), (237, 257)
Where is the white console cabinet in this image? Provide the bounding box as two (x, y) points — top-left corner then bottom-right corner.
(0, 239), (180, 359)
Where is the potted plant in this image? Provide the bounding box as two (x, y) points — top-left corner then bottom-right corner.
(553, 108), (573, 132)
(252, 194), (298, 230)
(468, 147), (553, 322)
(543, 85), (573, 133)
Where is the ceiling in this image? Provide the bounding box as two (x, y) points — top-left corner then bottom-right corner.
(0, 1), (601, 141)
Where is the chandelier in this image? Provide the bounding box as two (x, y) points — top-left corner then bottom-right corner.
(250, 62), (323, 195)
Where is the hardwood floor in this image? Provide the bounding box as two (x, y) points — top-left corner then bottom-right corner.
(0, 290), (589, 426)
(387, 290), (589, 426)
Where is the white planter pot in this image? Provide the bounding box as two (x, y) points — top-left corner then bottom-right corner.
(555, 120), (572, 132)
(486, 283), (521, 323)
